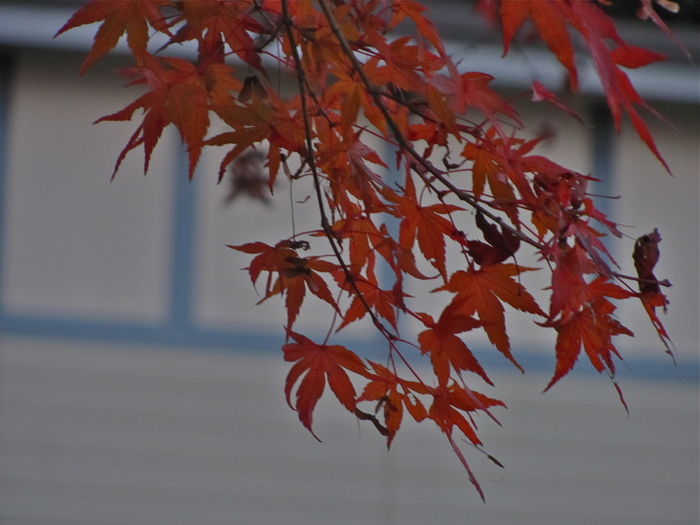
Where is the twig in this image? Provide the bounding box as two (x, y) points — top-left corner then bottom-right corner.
(280, 0), (398, 343)
(316, 0), (545, 252)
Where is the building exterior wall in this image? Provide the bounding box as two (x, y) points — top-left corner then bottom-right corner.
(1, 336), (698, 525)
(0, 16), (698, 525)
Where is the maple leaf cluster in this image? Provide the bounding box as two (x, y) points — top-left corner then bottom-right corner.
(57, 0), (680, 498)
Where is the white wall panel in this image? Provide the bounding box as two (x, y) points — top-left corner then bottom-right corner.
(612, 101), (700, 358)
(0, 336), (697, 524)
(2, 50), (174, 322)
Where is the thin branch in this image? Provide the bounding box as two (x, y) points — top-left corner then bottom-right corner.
(316, 0), (545, 252)
(614, 274), (672, 288)
(280, 0), (398, 343)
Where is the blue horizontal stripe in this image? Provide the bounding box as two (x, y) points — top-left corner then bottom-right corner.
(0, 313), (695, 384)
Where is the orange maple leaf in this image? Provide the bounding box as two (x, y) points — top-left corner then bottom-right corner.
(315, 131), (389, 209)
(55, 0), (172, 74)
(542, 268), (637, 396)
(439, 263), (544, 369)
(463, 138), (508, 201)
(208, 90), (306, 185)
(548, 244), (624, 322)
(383, 174), (462, 280)
(330, 210), (388, 272)
(323, 72), (368, 135)
(364, 34), (441, 95)
(55, 0), (683, 494)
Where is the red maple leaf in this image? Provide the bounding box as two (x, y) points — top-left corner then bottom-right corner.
(428, 383), (506, 501)
(417, 297), (490, 387)
(168, 0), (267, 70)
(283, 331), (368, 439)
(633, 230), (673, 355)
(429, 384), (505, 445)
(430, 70), (520, 136)
(314, 131), (390, 209)
(358, 361), (429, 447)
(500, 0), (672, 171)
(56, 0), (682, 495)
(500, 0), (577, 88)
(96, 55), (230, 179)
(389, 0), (444, 52)
(335, 269), (404, 332)
(543, 296), (633, 395)
(330, 210), (387, 272)
(232, 241), (339, 329)
(567, 0), (671, 171)
(531, 81), (584, 123)
(463, 130), (514, 202)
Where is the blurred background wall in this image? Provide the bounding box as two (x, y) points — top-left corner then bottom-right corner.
(0, 2), (698, 524)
